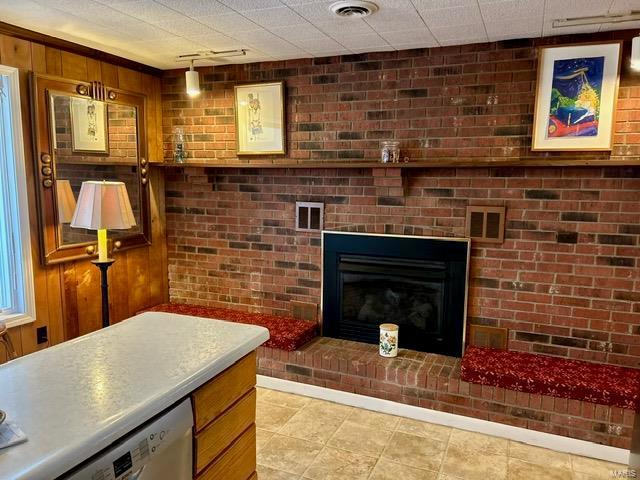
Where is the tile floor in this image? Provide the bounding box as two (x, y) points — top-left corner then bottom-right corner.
(256, 387), (627, 480)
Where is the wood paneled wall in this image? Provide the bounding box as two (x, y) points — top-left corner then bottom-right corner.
(0, 33), (168, 359)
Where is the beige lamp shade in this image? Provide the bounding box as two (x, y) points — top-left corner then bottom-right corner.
(70, 180), (136, 230)
(56, 180), (77, 224)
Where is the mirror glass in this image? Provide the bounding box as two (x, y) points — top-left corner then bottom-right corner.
(49, 93), (143, 246)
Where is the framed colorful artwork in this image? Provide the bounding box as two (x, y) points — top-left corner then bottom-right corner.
(234, 81), (285, 155)
(70, 97), (109, 154)
(532, 41), (622, 151)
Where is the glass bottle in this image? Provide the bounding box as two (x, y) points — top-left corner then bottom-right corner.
(173, 128), (187, 163)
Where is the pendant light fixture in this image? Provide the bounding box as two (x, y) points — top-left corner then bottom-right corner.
(632, 34), (640, 71)
(177, 49), (247, 96)
(185, 60), (200, 97)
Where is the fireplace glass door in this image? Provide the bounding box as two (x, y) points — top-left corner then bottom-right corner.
(339, 256), (447, 351)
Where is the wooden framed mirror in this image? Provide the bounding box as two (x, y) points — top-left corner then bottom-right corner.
(31, 73), (151, 265)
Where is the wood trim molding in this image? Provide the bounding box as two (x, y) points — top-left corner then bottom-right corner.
(0, 21), (162, 77)
(155, 157), (640, 169)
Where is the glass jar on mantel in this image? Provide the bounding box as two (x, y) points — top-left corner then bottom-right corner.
(380, 141), (400, 163)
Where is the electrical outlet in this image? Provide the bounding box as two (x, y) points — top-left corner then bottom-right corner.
(36, 326), (48, 344)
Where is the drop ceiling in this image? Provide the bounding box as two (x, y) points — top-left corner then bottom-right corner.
(0, 0), (638, 70)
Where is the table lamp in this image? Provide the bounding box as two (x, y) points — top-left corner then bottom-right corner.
(70, 180), (136, 328)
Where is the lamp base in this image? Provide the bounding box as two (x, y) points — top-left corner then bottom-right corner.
(92, 259), (115, 329)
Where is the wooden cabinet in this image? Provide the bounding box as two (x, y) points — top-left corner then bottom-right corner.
(191, 351), (257, 480)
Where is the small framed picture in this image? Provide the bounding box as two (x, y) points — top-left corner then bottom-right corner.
(234, 81), (285, 155)
(532, 41), (622, 151)
(70, 97), (109, 154)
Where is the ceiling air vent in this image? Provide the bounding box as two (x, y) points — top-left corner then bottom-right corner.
(330, 1), (378, 18)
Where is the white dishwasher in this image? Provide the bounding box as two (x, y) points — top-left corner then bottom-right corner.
(64, 398), (193, 480)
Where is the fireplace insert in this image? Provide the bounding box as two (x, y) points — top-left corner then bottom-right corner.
(322, 232), (469, 357)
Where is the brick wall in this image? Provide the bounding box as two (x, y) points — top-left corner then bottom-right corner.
(161, 31), (640, 165)
(163, 30), (640, 369)
(166, 165), (640, 368)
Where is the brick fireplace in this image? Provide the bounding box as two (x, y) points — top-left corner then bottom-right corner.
(162, 29), (640, 448)
(165, 165), (640, 370)
(322, 231), (469, 356)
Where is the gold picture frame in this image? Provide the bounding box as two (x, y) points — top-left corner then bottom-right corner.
(70, 96), (109, 154)
(531, 41), (622, 151)
(234, 81), (285, 155)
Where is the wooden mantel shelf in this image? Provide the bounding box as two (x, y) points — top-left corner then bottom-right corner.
(152, 157), (640, 169)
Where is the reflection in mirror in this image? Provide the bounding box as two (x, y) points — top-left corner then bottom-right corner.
(56, 164), (142, 244)
(49, 93), (142, 247)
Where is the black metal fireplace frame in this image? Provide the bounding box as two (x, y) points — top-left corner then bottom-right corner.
(321, 232), (470, 357)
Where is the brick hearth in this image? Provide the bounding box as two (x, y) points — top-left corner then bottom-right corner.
(257, 338), (634, 449)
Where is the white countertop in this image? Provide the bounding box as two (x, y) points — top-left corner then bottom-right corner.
(0, 312), (269, 480)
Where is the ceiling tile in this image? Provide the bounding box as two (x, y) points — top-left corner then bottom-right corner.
(186, 32), (244, 47)
(392, 40), (440, 49)
(199, 12), (263, 33)
(218, 0), (284, 10)
(485, 18), (542, 40)
(438, 36), (489, 46)
(289, 0), (338, 21)
(151, 18), (216, 37)
(280, 0), (332, 5)
(270, 24), (327, 41)
(480, 0), (544, 22)
(154, 0), (234, 17)
(430, 23), (488, 41)
(110, 21), (178, 40)
(365, 8), (429, 33)
(295, 36), (346, 53)
(418, 5), (484, 28)
(351, 45), (396, 53)
(381, 28), (438, 45)
(609, 0), (640, 12)
(108, 0), (183, 23)
(544, 0), (612, 19)
(313, 19), (376, 35)
(241, 6), (307, 28)
(325, 27), (383, 43)
(338, 33), (390, 49)
(412, 0), (478, 8)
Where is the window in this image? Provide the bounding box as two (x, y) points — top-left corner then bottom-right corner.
(0, 65), (35, 327)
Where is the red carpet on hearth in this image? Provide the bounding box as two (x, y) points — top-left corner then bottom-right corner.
(461, 346), (640, 410)
(143, 303), (318, 351)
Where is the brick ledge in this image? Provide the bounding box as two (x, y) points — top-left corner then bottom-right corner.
(257, 337), (634, 449)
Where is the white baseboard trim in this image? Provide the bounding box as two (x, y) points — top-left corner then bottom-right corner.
(257, 375), (630, 465)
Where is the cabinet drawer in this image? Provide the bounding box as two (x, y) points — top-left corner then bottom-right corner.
(195, 389), (256, 474)
(192, 351), (256, 432)
(197, 424), (256, 480)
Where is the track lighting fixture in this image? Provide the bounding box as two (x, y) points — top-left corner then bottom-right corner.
(185, 60), (200, 97)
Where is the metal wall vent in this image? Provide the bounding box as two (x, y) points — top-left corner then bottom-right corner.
(468, 325), (508, 350)
(330, 1), (378, 18)
(296, 202), (324, 232)
(465, 206), (506, 244)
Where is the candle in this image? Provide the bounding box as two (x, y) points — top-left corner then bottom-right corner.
(97, 228), (108, 262)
